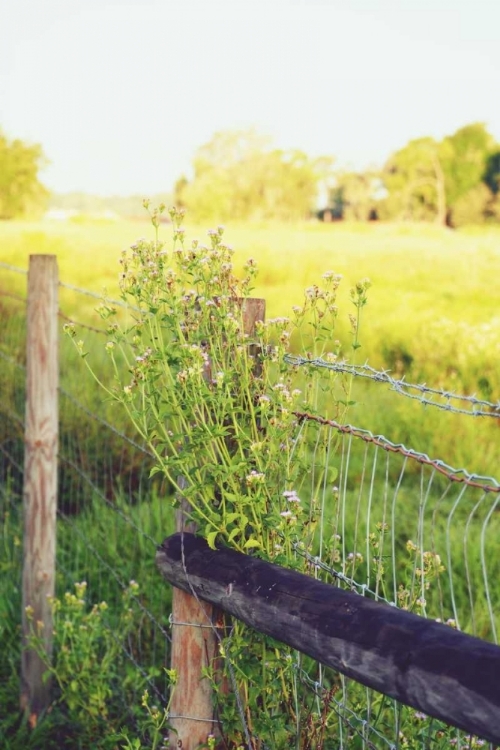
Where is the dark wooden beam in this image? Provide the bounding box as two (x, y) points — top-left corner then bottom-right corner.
(156, 532), (500, 745)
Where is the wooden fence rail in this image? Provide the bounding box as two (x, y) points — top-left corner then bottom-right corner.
(156, 532), (500, 746)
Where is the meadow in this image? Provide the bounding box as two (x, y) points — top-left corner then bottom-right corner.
(2, 215), (499, 473)
(1, 216), (500, 748)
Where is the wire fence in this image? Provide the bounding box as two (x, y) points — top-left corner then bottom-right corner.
(1, 259), (499, 748)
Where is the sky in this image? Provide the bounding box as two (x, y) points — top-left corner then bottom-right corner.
(1, 0), (500, 196)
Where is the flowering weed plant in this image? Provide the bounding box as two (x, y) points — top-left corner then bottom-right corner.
(65, 204), (372, 747)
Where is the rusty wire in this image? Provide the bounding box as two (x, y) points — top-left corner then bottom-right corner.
(293, 410), (500, 494)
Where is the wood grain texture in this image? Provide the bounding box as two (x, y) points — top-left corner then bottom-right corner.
(168, 298), (265, 749)
(21, 255), (59, 722)
(157, 532), (500, 745)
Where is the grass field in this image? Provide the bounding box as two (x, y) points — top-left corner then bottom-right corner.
(1, 216), (499, 474)
(2, 216), (500, 369)
(1, 216), (500, 747)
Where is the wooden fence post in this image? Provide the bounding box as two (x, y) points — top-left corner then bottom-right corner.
(20, 255), (59, 724)
(168, 298), (265, 750)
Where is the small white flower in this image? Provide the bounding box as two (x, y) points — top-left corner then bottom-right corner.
(283, 490), (300, 503)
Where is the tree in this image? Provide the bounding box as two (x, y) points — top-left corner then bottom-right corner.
(330, 171), (382, 221)
(484, 150), (500, 195)
(175, 129), (334, 222)
(0, 131), (49, 219)
(451, 183), (493, 227)
(379, 137), (448, 224)
(441, 123), (496, 210)
(380, 124), (500, 226)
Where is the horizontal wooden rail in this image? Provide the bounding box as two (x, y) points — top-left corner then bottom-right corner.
(156, 532), (500, 745)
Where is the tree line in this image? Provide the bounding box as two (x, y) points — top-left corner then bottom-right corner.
(334, 122), (500, 227)
(1, 122), (500, 225)
(174, 123), (500, 227)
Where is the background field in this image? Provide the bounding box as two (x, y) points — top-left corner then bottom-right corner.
(1, 217), (500, 747)
(2, 216), (499, 476)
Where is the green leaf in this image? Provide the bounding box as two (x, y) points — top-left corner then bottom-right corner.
(228, 527), (241, 543)
(206, 531), (219, 550)
(225, 512), (242, 524)
(244, 539), (261, 550)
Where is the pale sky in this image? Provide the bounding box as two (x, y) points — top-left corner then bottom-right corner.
(1, 0), (499, 196)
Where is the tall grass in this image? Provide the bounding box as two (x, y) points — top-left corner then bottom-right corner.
(1, 217), (499, 747)
(4, 215), (498, 470)
(2, 217), (499, 380)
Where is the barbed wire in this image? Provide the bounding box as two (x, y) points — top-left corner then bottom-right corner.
(285, 354), (500, 418)
(0, 261), (140, 312)
(0, 261), (27, 275)
(293, 410), (500, 494)
(57, 506), (172, 647)
(0, 441), (24, 475)
(59, 387), (156, 458)
(59, 454), (160, 548)
(59, 309), (108, 334)
(0, 289), (26, 304)
(59, 279), (142, 313)
(0, 349), (26, 370)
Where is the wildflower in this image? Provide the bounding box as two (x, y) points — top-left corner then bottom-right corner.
(347, 552), (364, 563)
(245, 471), (265, 486)
(305, 285), (321, 299)
(244, 257), (257, 272)
(25, 605), (34, 619)
(63, 323), (76, 337)
(283, 490), (301, 503)
(249, 441), (264, 453)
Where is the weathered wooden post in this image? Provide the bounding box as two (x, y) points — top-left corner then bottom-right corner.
(158, 533), (500, 746)
(21, 255), (59, 724)
(168, 298), (265, 750)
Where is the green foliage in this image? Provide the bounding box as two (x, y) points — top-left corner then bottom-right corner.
(66, 205), (373, 745)
(0, 130), (49, 220)
(329, 171), (379, 221)
(3, 215), (499, 746)
(450, 182), (493, 228)
(25, 581), (175, 750)
(379, 137), (447, 224)
(379, 122), (500, 227)
(442, 122), (497, 210)
(175, 128), (333, 222)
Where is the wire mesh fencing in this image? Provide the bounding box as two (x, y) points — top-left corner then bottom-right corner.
(1, 259), (499, 748)
(0, 265), (174, 723)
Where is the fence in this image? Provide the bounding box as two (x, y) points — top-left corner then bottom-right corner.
(1, 255), (500, 748)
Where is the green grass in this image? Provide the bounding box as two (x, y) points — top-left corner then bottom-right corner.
(1, 216), (499, 746)
(2, 217), (499, 379)
(0, 479), (173, 749)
